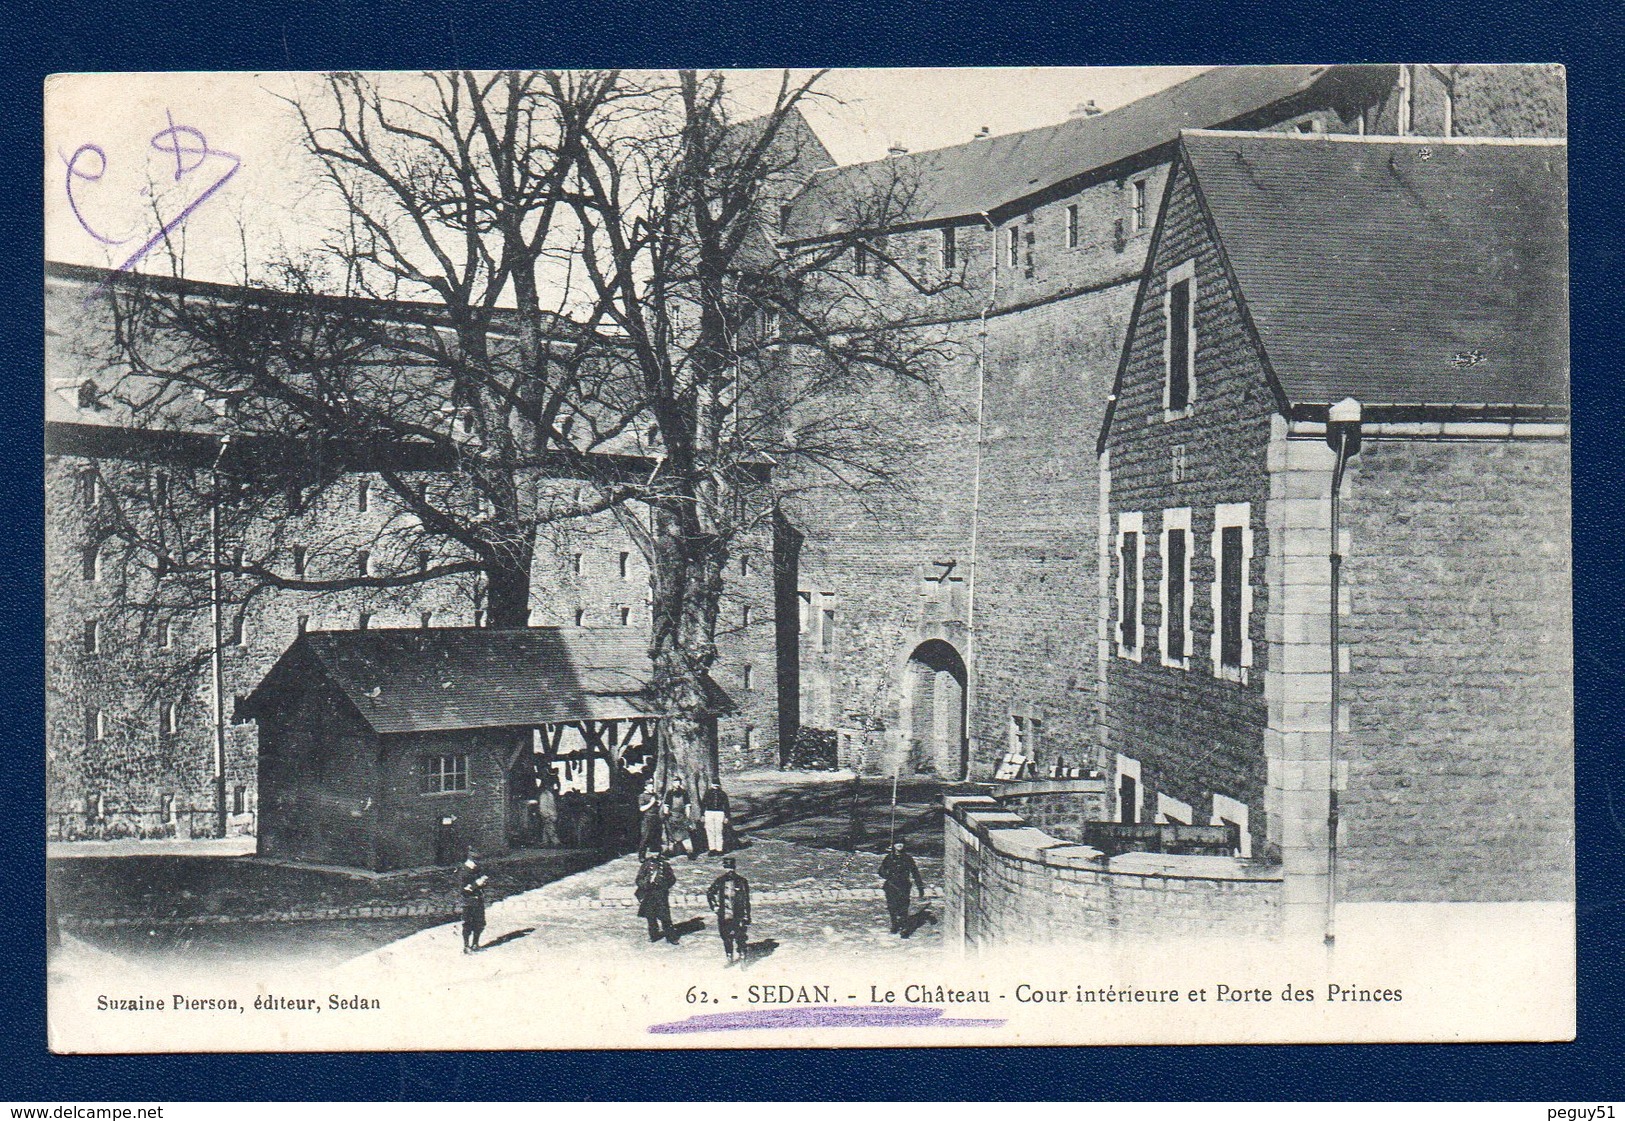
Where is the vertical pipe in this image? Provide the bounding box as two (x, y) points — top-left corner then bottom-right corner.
(209, 465), (228, 839)
(1325, 423), (1353, 946)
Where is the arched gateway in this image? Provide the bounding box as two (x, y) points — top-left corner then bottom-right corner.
(903, 639), (968, 780)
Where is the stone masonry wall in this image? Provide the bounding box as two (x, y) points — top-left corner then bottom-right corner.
(1338, 436), (1573, 902)
(994, 778), (1110, 843)
(945, 794), (1282, 947)
(1100, 155), (1276, 845)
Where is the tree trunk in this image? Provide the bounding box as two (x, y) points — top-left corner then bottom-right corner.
(649, 503), (725, 796)
(485, 559), (533, 628)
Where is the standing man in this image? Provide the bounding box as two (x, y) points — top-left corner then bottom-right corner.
(706, 857), (752, 964)
(879, 840), (926, 936)
(460, 849), (490, 953)
(637, 779), (661, 860)
(700, 781), (731, 855)
(635, 850), (678, 944)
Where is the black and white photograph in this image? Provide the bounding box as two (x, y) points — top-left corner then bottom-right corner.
(42, 63), (1572, 1050)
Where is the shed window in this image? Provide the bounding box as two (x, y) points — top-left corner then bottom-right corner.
(422, 753), (469, 795)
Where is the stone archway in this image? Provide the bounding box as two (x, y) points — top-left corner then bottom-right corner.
(903, 639), (968, 780)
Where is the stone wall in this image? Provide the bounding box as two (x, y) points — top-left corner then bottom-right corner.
(944, 793), (1282, 947)
(993, 778), (1109, 843)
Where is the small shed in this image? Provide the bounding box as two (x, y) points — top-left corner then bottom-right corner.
(243, 627), (721, 871)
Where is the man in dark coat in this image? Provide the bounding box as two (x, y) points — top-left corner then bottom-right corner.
(879, 840), (926, 935)
(635, 852), (678, 944)
(460, 849), (490, 953)
(706, 857), (752, 963)
(700, 781), (731, 854)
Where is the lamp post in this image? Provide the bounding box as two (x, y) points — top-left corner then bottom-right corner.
(1324, 397), (1362, 946)
(209, 434), (232, 839)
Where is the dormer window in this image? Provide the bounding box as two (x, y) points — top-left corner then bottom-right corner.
(1164, 260), (1195, 416)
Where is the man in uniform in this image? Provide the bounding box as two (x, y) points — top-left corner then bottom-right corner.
(879, 840), (926, 935)
(635, 850), (678, 944)
(706, 856), (751, 964)
(460, 849), (490, 953)
(700, 781), (731, 854)
(637, 780), (662, 860)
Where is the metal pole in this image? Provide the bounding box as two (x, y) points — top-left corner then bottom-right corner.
(1323, 400), (1360, 947)
(888, 765), (901, 847)
(209, 459), (228, 839)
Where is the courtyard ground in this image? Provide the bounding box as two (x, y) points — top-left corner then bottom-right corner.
(52, 770), (956, 968)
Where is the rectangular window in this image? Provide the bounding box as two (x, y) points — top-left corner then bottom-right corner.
(940, 226), (956, 270)
(574, 608), (586, 627)
(1211, 503), (1255, 680)
(357, 479), (370, 513)
(742, 664), (754, 691)
(619, 551), (630, 579)
(1160, 509), (1192, 668)
(420, 610), (433, 629)
(232, 785), (246, 815)
(152, 471), (169, 507)
(83, 546), (100, 582)
(740, 555), (751, 577)
(821, 608), (836, 654)
(292, 546), (307, 576)
(159, 619), (174, 649)
(1166, 262), (1194, 413)
(81, 470), (100, 511)
(296, 615), (309, 636)
(358, 551), (372, 577)
(742, 604), (753, 628)
(1131, 178), (1148, 233)
(229, 616), (246, 648)
(418, 551), (430, 574)
(854, 243), (869, 276)
(1065, 204), (1080, 249)
(1115, 512), (1143, 659)
(358, 611), (372, 631)
(473, 609), (485, 628)
(161, 701), (180, 736)
(1115, 754), (1142, 824)
(778, 203), (792, 234)
(571, 553), (583, 576)
(87, 708), (106, 743)
(84, 619), (100, 655)
(1211, 792), (1252, 858)
(420, 753), (469, 795)
(1006, 227), (1020, 268)
(798, 592), (811, 635)
(745, 726), (758, 754)
(619, 606), (631, 627)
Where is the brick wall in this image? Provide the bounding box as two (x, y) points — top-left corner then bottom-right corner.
(375, 730), (515, 871)
(257, 679), (378, 868)
(1100, 153), (1276, 846)
(944, 794), (1282, 946)
(1338, 436), (1573, 902)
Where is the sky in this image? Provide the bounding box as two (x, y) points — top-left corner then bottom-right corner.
(44, 67), (1207, 285)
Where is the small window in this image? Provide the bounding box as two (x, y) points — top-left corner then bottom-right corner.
(418, 551), (431, 574)
(357, 551), (372, 577)
(854, 243), (870, 277)
(619, 551), (630, 579)
(229, 615), (246, 648)
(358, 611), (372, 631)
(357, 479), (370, 513)
(745, 726), (758, 754)
(81, 470), (100, 512)
(292, 546), (308, 576)
(1006, 227), (1020, 268)
(741, 604), (754, 627)
(1065, 204), (1080, 249)
(152, 471), (169, 507)
(420, 610), (433, 629)
(87, 708), (106, 743)
(1165, 263), (1195, 413)
(1220, 527), (1244, 668)
(473, 609), (485, 628)
(1010, 714), (1041, 757)
(232, 785), (246, 815)
(83, 545), (100, 583)
(420, 753), (469, 795)
(231, 546), (245, 574)
(940, 226), (956, 270)
(574, 608), (586, 627)
(571, 553), (583, 576)
(1211, 793), (1252, 858)
(1131, 178), (1149, 233)
(1161, 509), (1192, 669)
(161, 701), (180, 736)
(778, 203), (792, 234)
(797, 592), (811, 635)
(84, 619), (100, 655)
(740, 555), (751, 577)
(742, 665), (754, 691)
(619, 606), (631, 626)
(820, 608), (836, 654)
(1116, 512), (1144, 660)
(159, 619), (174, 649)
(296, 614), (309, 636)
(1211, 503), (1255, 679)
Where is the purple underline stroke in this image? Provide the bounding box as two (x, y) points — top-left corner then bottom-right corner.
(647, 1005), (1007, 1034)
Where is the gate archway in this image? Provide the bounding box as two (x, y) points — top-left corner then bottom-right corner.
(903, 639), (968, 780)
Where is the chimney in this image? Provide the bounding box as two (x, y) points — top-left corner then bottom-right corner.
(1068, 99), (1103, 119)
(972, 126), (991, 140)
(887, 142), (909, 157)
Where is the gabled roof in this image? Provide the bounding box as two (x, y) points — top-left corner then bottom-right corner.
(1181, 131), (1568, 409)
(244, 626), (727, 735)
(784, 65), (1335, 238)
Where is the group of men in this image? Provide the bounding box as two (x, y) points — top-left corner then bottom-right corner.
(638, 778), (732, 862)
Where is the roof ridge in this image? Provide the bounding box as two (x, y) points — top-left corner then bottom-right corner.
(1182, 128), (1567, 147)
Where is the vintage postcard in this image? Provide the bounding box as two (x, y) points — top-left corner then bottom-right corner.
(43, 65), (1572, 1051)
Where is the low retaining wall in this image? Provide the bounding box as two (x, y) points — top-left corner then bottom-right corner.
(992, 778), (1110, 842)
(944, 792), (1283, 946)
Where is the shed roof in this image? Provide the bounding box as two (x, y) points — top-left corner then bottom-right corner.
(245, 626), (722, 735)
(784, 65), (1333, 237)
(1181, 130), (1569, 408)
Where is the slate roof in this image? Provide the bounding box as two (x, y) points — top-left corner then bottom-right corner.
(1181, 130), (1569, 409)
(784, 65), (1333, 238)
(245, 627), (725, 735)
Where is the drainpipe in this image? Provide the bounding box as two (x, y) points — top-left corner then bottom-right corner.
(1324, 398), (1361, 946)
(209, 435), (233, 839)
(962, 212), (998, 779)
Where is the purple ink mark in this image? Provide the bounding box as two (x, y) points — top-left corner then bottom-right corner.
(62, 110), (242, 285)
(648, 1005), (1007, 1035)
